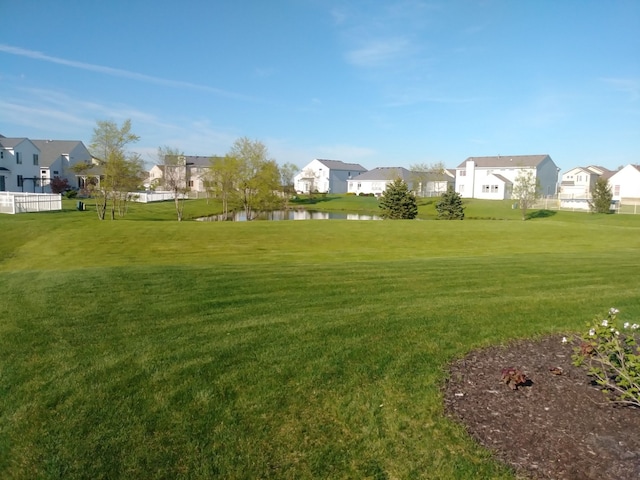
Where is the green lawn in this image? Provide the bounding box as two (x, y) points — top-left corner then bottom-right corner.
(1, 199), (639, 479)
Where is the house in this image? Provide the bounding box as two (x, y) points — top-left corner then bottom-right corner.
(347, 167), (414, 196)
(0, 135), (93, 192)
(455, 154), (559, 200)
(414, 169), (456, 197)
(0, 136), (42, 192)
(608, 165), (640, 202)
(558, 165), (615, 210)
(294, 159), (367, 194)
(31, 139), (93, 191)
(148, 155), (222, 193)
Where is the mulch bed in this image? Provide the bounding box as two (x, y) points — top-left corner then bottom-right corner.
(443, 335), (640, 480)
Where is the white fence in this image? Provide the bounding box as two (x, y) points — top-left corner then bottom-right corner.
(532, 195), (640, 214)
(0, 192), (62, 214)
(132, 191), (188, 203)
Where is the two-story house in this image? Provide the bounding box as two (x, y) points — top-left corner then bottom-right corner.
(559, 165), (615, 210)
(455, 154), (559, 200)
(294, 159), (367, 194)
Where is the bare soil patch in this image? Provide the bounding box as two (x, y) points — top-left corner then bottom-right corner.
(443, 335), (640, 480)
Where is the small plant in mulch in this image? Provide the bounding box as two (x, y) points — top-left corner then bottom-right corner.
(572, 308), (640, 407)
(501, 367), (528, 390)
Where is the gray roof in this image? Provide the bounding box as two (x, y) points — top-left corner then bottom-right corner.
(0, 137), (30, 149)
(492, 173), (513, 184)
(352, 167), (412, 182)
(164, 155), (223, 167)
(457, 154), (551, 169)
(316, 159), (367, 172)
(31, 140), (87, 167)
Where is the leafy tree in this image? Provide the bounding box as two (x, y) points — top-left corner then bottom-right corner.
(589, 178), (613, 213)
(436, 187), (465, 219)
(378, 178), (418, 219)
(512, 170), (540, 220)
(206, 155), (241, 217)
(89, 119), (143, 220)
(279, 162), (298, 195)
(226, 138), (283, 220)
(158, 146), (189, 221)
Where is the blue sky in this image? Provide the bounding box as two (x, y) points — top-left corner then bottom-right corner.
(1, 0), (638, 173)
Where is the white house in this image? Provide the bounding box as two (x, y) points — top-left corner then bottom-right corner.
(608, 165), (640, 202)
(0, 135), (93, 192)
(294, 159), (367, 194)
(148, 155), (222, 193)
(31, 140), (93, 191)
(558, 165), (614, 210)
(455, 154), (559, 200)
(0, 137), (42, 192)
(347, 167), (414, 196)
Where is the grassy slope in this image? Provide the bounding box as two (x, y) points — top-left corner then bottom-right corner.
(1, 200), (639, 479)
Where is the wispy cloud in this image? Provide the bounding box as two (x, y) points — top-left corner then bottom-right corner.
(601, 77), (640, 101)
(0, 44), (253, 101)
(346, 37), (414, 68)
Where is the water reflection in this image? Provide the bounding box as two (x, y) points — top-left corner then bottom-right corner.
(196, 209), (381, 221)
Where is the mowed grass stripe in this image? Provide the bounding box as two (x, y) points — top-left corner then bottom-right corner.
(1, 208), (640, 478)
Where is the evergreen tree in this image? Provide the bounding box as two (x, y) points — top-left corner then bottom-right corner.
(589, 178), (613, 213)
(378, 178), (418, 219)
(436, 187), (465, 219)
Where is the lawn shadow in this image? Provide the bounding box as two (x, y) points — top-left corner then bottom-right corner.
(527, 209), (557, 219)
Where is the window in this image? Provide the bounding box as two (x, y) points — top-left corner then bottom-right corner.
(33, 154), (39, 165)
(614, 185), (620, 196)
(188, 180), (194, 187)
(0, 151), (3, 158)
(17, 175), (24, 187)
(53, 170), (59, 174)
(459, 170), (466, 177)
(16, 152), (22, 164)
(491, 185), (499, 193)
(482, 185), (490, 193)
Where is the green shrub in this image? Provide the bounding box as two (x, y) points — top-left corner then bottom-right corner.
(572, 308), (640, 406)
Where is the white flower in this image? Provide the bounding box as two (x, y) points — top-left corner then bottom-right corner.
(602, 319), (609, 327)
(561, 337), (568, 344)
(609, 307), (620, 315)
(632, 324), (640, 330)
(624, 322), (630, 329)
(615, 330), (620, 336)
(589, 329), (596, 336)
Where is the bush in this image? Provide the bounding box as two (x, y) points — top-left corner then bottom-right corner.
(572, 308), (640, 406)
(65, 189), (78, 199)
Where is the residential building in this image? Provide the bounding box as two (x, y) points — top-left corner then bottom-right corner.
(31, 140), (93, 191)
(0, 136), (40, 192)
(455, 154), (559, 200)
(347, 167), (413, 196)
(148, 155), (222, 192)
(0, 135), (92, 192)
(608, 165), (640, 202)
(558, 165), (615, 210)
(294, 159), (367, 194)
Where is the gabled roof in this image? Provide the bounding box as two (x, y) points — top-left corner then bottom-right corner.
(163, 155), (223, 168)
(351, 167), (411, 182)
(31, 140), (87, 167)
(492, 174), (512, 184)
(0, 137), (32, 149)
(316, 159), (367, 172)
(457, 154), (551, 169)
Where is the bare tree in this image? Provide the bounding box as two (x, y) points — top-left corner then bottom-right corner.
(409, 162), (446, 197)
(158, 146), (189, 221)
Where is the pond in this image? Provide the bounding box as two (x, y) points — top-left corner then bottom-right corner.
(196, 209), (382, 221)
